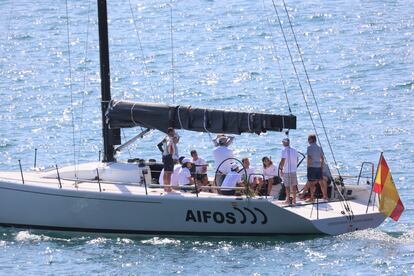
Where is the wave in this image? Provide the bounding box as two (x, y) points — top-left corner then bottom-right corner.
(13, 230), (72, 243)
(15, 230), (52, 242)
(86, 237), (110, 245)
(395, 80), (414, 90)
(340, 228), (414, 244)
(0, 138), (11, 148)
(141, 237), (181, 246)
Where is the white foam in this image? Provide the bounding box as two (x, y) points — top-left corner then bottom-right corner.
(86, 237), (109, 245)
(141, 237), (181, 245)
(15, 231), (50, 242)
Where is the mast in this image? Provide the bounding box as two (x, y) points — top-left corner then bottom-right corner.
(97, 0), (115, 162)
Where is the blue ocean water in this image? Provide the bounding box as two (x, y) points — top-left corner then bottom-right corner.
(0, 0), (413, 274)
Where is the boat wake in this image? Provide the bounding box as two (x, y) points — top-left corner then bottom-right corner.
(340, 228), (414, 244)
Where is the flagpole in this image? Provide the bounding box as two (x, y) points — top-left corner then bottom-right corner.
(366, 152), (382, 213)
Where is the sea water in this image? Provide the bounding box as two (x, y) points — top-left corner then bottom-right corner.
(0, 0), (413, 274)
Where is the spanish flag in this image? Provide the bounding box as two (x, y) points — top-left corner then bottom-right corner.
(373, 154), (404, 221)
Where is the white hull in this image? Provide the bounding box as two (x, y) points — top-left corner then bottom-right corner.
(0, 163), (385, 236)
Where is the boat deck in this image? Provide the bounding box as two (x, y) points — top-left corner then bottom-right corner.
(0, 170), (378, 221)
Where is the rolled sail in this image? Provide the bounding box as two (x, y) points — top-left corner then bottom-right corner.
(106, 100), (296, 134)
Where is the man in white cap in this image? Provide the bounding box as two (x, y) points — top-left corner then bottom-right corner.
(212, 134), (234, 186)
(279, 137), (299, 205)
(221, 163), (242, 196)
(178, 158), (194, 189)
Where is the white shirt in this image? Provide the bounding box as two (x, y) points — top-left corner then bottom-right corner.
(170, 164), (181, 186)
(193, 157), (207, 174)
(159, 169), (164, 185)
(281, 146), (298, 173)
(221, 171), (241, 191)
(263, 164), (277, 180)
(172, 143), (179, 160)
(162, 136), (179, 160)
(240, 167), (257, 183)
(178, 167), (192, 185)
(212, 146), (234, 174)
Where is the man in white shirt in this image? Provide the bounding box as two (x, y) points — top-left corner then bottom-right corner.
(212, 135), (234, 186)
(178, 158), (194, 192)
(171, 156), (185, 187)
(158, 169), (164, 185)
(190, 150), (208, 186)
(279, 138), (299, 205)
(221, 163), (242, 196)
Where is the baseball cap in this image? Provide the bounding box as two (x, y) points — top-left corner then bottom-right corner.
(182, 158), (192, 164)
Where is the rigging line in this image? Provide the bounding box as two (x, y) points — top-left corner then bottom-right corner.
(271, 0), (352, 219)
(121, 129), (132, 159)
(127, 0), (155, 95)
(261, 0), (292, 114)
(169, 0), (175, 103)
(0, 0), (15, 60)
(270, 0), (321, 141)
(281, 0), (341, 177)
(203, 109), (213, 141)
(278, 1), (353, 218)
(76, 0), (93, 168)
(280, 5), (353, 222)
(177, 106), (184, 129)
(64, 0), (77, 178)
(247, 113), (252, 132)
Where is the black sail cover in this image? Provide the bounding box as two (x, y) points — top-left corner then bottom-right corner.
(106, 100), (296, 134)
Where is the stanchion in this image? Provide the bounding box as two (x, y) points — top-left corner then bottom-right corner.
(55, 165), (62, 189)
(194, 172), (199, 197)
(33, 148), (37, 169)
(142, 169), (148, 195)
(96, 168), (102, 192)
(18, 160), (24, 184)
(316, 198), (319, 220)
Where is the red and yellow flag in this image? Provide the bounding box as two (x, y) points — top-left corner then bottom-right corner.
(373, 154), (404, 221)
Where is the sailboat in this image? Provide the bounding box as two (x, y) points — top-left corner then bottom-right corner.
(0, 0), (391, 236)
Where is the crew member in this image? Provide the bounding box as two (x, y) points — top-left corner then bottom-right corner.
(212, 134), (234, 186)
(279, 138), (299, 205)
